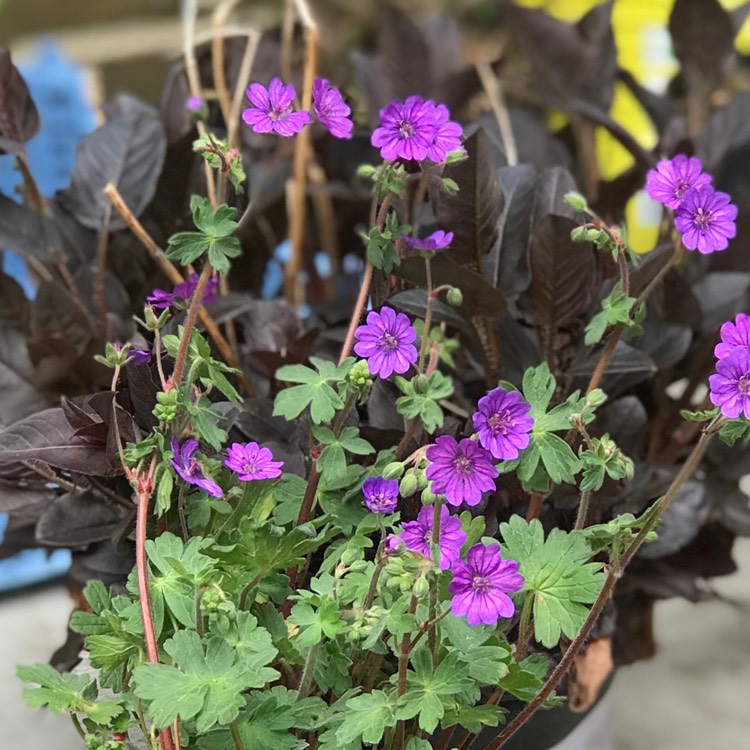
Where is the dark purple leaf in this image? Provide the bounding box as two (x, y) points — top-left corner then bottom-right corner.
(0, 326), (48, 426)
(388, 289), (469, 333)
(508, 0), (616, 112)
(0, 481), (56, 514)
(0, 408), (119, 476)
(0, 271), (30, 330)
(69, 541), (135, 586)
(695, 91), (750, 172)
(436, 129), (505, 267)
(35, 491), (127, 547)
(0, 192), (60, 262)
(59, 95), (166, 231)
(0, 49), (40, 154)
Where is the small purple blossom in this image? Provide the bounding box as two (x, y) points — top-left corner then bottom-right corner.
(129, 348), (152, 366)
(186, 95), (205, 112)
(354, 306), (418, 378)
(224, 442), (284, 481)
(473, 387), (534, 461)
(399, 504), (467, 570)
(312, 78), (353, 139)
(371, 96), (439, 162)
(403, 230), (454, 253)
(384, 535), (404, 556)
(147, 273), (219, 310)
(362, 476), (399, 513)
(242, 77), (312, 137)
(715, 313), (750, 360)
(709, 348), (750, 420)
(426, 103), (463, 163)
(449, 543), (525, 627)
(645, 155), (712, 209)
(425, 436), (498, 507)
(170, 438), (222, 498)
(675, 186), (737, 254)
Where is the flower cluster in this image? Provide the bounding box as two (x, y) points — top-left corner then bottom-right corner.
(645, 155), (737, 254)
(709, 313), (750, 420)
(371, 95), (462, 163)
(354, 306), (418, 378)
(148, 273), (219, 310)
(242, 77), (353, 139)
(170, 438), (283, 498)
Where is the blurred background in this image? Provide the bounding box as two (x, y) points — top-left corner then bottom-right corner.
(1, 1), (749, 748)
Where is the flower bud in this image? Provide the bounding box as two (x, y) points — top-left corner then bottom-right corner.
(382, 461), (405, 480)
(143, 304), (170, 331)
(357, 164), (377, 178)
(399, 471), (419, 498)
(421, 486), (438, 505)
(384, 535), (405, 556)
(441, 177), (460, 195)
(412, 575), (430, 598)
(413, 374), (430, 395)
(564, 191), (588, 212)
(586, 388), (607, 407)
(340, 547), (361, 566)
(445, 147), (468, 165)
(570, 226), (588, 242)
(446, 287), (463, 307)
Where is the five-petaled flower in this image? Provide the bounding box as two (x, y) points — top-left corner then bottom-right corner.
(362, 476), (399, 514)
(427, 103), (463, 162)
(242, 77), (312, 136)
(675, 186), (737, 254)
(403, 229), (454, 253)
(425, 435), (498, 506)
(170, 437), (222, 497)
(371, 96), (439, 162)
(312, 78), (353, 139)
(709, 348), (750, 420)
(354, 306), (418, 379)
(645, 155), (712, 210)
(715, 313), (750, 360)
(399, 504), (466, 570)
(449, 543), (524, 627)
(147, 273), (219, 310)
(473, 387), (534, 461)
(224, 442), (284, 481)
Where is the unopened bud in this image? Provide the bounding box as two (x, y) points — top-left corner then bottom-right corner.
(382, 461), (405, 480)
(399, 471), (419, 498)
(413, 374), (430, 395)
(446, 287), (463, 307)
(564, 191), (588, 212)
(412, 575), (430, 598)
(586, 388), (607, 407)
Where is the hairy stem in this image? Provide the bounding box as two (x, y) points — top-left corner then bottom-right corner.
(297, 642), (320, 699)
(428, 497), (443, 665)
(585, 327), (622, 395)
(574, 490), (592, 531)
(172, 264), (213, 386)
(417, 258), (434, 372)
(229, 721), (246, 750)
(514, 593), (535, 663)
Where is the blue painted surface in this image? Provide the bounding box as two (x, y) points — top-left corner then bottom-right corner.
(0, 43), (96, 591)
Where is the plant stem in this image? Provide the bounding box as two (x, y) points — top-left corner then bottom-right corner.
(525, 490), (548, 521)
(136, 458), (177, 750)
(110, 365), (129, 474)
(397, 595), (419, 695)
(154, 329), (168, 389)
(574, 490), (593, 530)
(70, 713), (86, 740)
(172, 264), (213, 386)
(229, 721), (246, 750)
(584, 326), (622, 395)
(395, 417), (419, 460)
(95, 202), (112, 337)
(428, 498), (443, 665)
(298, 642), (320, 698)
(417, 257), (434, 372)
(514, 593), (534, 663)
(104, 183), (257, 396)
(363, 558), (386, 610)
(238, 571), (266, 610)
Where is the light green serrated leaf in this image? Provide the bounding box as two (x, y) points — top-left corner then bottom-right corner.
(336, 690), (397, 745)
(522, 363), (556, 420)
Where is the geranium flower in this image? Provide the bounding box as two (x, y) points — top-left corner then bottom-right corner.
(242, 77), (312, 136)
(675, 186), (737, 254)
(426, 103), (463, 163)
(449, 543), (524, 627)
(312, 78), (353, 139)
(147, 273), (219, 310)
(472, 387), (534, 461)
(170, 438), (222, 497)
(129, 348), (152, 366)
(224, 442), (284, 481)
(371, 96), (439, 162)
(425, 435), (498, 507)
(715, 313), (750, 360)
(403, 230), (454, 253)
(399, 504), (466, 570)
(353, 306), (418, 378)
(709, 348), (750, 420)
(645, 155), (711, 209)
(362, 476), (399, 513)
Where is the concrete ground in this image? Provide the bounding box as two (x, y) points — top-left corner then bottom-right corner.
(2, 540), (750, 749)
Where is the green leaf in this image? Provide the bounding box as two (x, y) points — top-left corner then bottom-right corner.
(535, 432), (582, 484)
(584, 282), (638, 345)
(274, 358), (346, 424)
(289, 598), (346, 647)
(500, 517), (605, 648)
(336, 690), (398, 746)
(535, 390), (588, 432)
(522, 363), (556, 421)
(395, 650), (473, 733)
(155, 464), (174, 516)
(441, 703), (505, 732)
(185, 396), (227, 450)
(719, 418), (750, 446)
(498, 655), (551, 702)
(395, 371), (454, 433)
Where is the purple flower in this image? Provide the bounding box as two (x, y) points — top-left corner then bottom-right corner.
(362, 476), (399, 513)
(148, 273), (219, 310)
(400, 504), (467, 570)
(645, 155), (712, 209)
(715, 313), (750, 360)
(186, 95), (205, 112)
(403, 230), (454, 253)
(426, 104), (463, 163)
(129, 348), (152, 366)
(170, 438), (222, 498)
(353, 306), (418, 378)
(709, 348), (750, 420)
(449, 544), (524, 627)
(473, 387), (534, 461)
(224, 442), (284, 481)
(425, 436), (498, 507)
(384, 535), (404, 556)
(675, 186), (737, 254)
(371, 96), (439, 162)
(312, 78), (353, 139)
(242, 77), (312, 137)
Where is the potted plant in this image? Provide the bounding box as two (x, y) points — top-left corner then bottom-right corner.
(2, 2), (749, 750)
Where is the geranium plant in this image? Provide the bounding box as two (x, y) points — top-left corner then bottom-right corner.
(2, 2), (750, 750)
